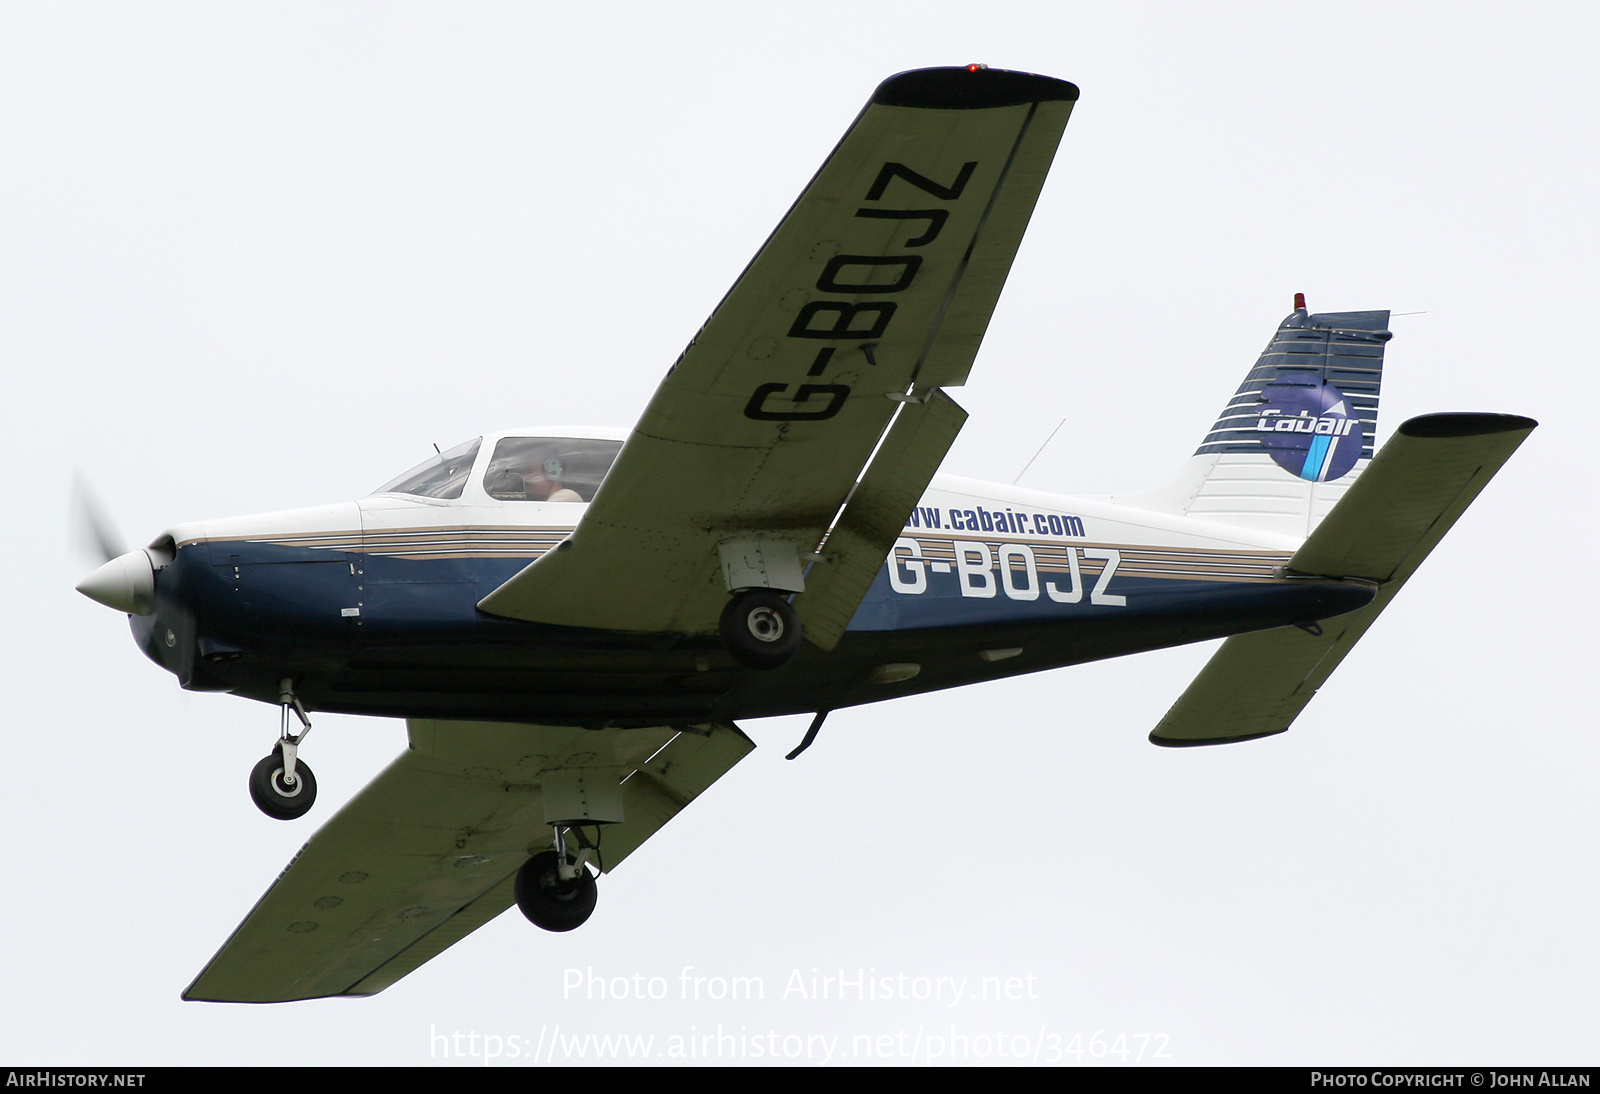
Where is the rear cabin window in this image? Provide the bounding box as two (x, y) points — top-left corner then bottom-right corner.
(373, 438), (482, 500)
(482, 437), (623, 503)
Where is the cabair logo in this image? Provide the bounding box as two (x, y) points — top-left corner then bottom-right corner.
(1254, 372), (1366, 482)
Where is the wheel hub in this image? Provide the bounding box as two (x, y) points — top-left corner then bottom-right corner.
(719, 589), (803, 670)
(747, 606), (785, 642)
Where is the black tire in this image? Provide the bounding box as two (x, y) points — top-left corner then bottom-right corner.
(515, 850), (598, 932)
(719, 589), (802, 670)
(248, 748), (318, 820)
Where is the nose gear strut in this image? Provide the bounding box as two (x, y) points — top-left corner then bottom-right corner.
(247, 678), (319, 820)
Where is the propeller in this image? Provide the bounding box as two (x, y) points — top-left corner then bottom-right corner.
(70, 471), (127, 564)
(71, 472), (154, 615)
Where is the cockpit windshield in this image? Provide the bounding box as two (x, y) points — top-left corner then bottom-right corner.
(372, 438), (482, 500)
(482, 437), (623, 502)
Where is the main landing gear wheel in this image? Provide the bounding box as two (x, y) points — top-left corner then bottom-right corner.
(719, 589), (802, 670)
(248, 745), (318, 820)
(515, 851), (598, 932)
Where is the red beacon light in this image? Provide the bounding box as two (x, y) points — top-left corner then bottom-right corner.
(966, 63), (988, 72)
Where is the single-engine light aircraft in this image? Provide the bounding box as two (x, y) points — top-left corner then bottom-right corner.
(75, 66), (1535, 1003)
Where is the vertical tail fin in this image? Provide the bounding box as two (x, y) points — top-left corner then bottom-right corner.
(1118, 299), (1393, 540)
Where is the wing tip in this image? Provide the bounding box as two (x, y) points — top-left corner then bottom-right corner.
(1148, 726), (1289, 748)
(180, 985), (361, 1004)
(1398, 412), (1538, 438)
(873, 66), (1079, 110)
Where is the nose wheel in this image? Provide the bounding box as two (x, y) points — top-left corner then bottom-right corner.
(249, 677), (318, 820)
(248, 744), (318, 820)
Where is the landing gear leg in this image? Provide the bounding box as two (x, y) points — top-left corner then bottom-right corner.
(515, 826), (598, 932)
(248, 678), (318, 820)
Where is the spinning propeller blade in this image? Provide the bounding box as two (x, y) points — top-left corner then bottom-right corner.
(71, 473), (154, 615)
(70, 472), (127, 564)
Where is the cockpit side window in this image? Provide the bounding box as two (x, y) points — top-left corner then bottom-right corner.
(373, 438), (482, 500)
(483, 437), (623, 502)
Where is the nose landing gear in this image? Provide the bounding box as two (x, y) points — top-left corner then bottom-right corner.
(248, 678), (318, 820)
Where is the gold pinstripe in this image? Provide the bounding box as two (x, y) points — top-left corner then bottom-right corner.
(186, 526), (1292, 583)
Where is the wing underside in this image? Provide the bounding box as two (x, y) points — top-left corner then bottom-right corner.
(184, 720), (753, 1003)
(478, 67), (1077, 637)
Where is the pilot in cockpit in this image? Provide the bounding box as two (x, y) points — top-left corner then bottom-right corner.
(527, 456), (582, 502)
(487, 455), (583, 502)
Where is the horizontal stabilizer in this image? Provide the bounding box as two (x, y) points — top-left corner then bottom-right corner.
(1149, 413), (1535, 747)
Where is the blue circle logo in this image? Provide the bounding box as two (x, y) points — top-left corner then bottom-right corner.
(1253, 373), (1366, 482)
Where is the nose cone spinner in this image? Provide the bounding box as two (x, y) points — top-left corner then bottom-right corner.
(76, 549), (156, 615)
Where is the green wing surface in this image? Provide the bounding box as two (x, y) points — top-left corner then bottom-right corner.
(184, 720), (753, 1002)
(478, 68), (1076, 635)
(1149, 414), (1536, 747)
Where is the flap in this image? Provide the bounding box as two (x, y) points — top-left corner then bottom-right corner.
(793, 389), (968, 650)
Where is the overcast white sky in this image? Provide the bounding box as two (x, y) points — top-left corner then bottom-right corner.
(4, 1), (1594, 1067)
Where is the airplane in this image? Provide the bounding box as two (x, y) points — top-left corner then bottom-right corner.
(73, 65), (1535, 1004)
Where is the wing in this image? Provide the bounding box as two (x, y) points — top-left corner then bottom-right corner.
(478, 67), (1077, 636)
(1149, 413), (1536, 746)
(184, 720), (753, 1002)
